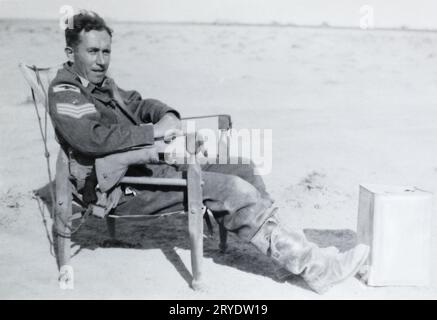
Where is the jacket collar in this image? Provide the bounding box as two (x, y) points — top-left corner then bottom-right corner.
(63, 61), (99, 92)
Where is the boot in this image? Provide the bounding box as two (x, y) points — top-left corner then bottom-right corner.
(250, 212), (370, 294)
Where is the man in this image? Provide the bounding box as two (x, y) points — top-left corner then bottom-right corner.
(49, 11), (369, 294)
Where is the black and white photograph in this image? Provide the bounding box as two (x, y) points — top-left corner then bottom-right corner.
(0, 0), (436, 301)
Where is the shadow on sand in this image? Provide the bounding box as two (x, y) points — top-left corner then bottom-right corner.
(35, 182), (358, 292)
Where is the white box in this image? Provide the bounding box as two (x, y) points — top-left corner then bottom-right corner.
(357, 184), (433, 286)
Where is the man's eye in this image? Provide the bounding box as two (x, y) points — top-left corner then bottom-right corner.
(103, 50), (111, 55)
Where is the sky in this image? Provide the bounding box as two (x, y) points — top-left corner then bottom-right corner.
(0, 0), (436, 30)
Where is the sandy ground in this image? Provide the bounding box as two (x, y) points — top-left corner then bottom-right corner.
(1, 20), (437, 299)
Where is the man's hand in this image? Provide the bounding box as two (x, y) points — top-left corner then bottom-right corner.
(155, 131), (208, 161)
(163, 128), (184, 143)
(153, 113), (182, 140)
(150, 112), (208, 157)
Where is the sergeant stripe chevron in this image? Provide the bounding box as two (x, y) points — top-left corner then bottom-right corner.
(56, 102), (97, 119)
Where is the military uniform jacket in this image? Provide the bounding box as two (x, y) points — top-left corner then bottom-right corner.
(49, 62), (179, 157)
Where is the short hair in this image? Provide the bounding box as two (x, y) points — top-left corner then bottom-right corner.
(65, 11), (113, 48)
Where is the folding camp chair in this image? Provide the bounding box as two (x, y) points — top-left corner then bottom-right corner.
(19, 63), (231, 290)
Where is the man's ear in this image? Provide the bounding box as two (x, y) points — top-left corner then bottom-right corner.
(64, 46), (75, 63)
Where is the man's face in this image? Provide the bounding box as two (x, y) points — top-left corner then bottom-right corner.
(68, 29), (112, 85)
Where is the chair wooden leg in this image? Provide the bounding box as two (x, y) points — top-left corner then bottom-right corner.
(55, 148), (74, 289)
(187, 162), (204, 291)
(219, 223), (228, 253)
(106, 216), (116, 239)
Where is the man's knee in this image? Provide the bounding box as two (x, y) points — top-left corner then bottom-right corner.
(207, 175), (260, 213)
(227, 174), (259, 200)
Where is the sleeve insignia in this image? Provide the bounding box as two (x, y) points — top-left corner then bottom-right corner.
(56, 102), (97, 119)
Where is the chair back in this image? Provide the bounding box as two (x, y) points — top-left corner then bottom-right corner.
(19, 63), (62, 106)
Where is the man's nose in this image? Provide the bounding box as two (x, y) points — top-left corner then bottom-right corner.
(96, 52), (105, 65)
